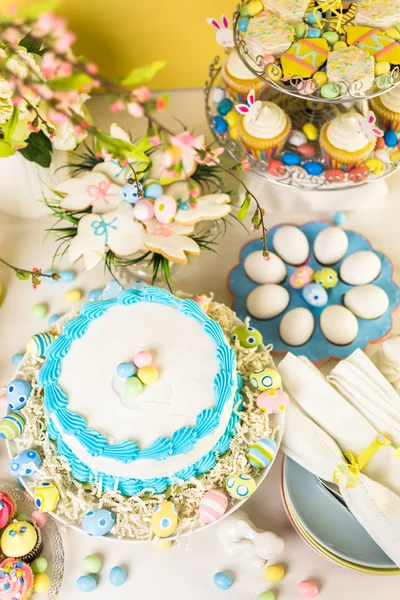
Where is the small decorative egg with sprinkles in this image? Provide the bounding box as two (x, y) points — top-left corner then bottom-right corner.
(82, 509), (115, 537)
(192, 293), (211, 313)
(249, 368), (281, 391)
(34, 482), (60, 512)
(314, 267), (338, 289)
(6, 379), (31, 411)
(154, 195), (177, 224)
(0, 412), (26, 440)
(289, 266), (314, 289)
(226, 473), (256, 499)
(232, 325), (263, 348)
(199, 490), (228, 524)
(302, 283), (328, 307)
(9, 450), (42, 477)
(256, 389), (289, 413)
(151, 501), (178, 538)
(247, 438), (277, 469)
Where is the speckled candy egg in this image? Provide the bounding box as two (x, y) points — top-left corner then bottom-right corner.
(154, 195), (177, 224)
(82, 509), (115, 537)
(314, 267), (338, 289)
(247, 438), (277, 468)
(289, 266), (314, 289)
(9, 449), (42, 477)
(6, 379), (31, 411)
(192, 293), (211, 313)
(123, 180), (143, 204)
(232, 325), (263, 349)
(249, 368), (281, 391)
(0, 412), (25, 440)
(256, 389), (289, 413)
(226, 473), (256, 499)
(34, 482), (60, 512)
(302, 283), (328, 307)
(151, 501), (178, 538)
(199, 490), (228, 524)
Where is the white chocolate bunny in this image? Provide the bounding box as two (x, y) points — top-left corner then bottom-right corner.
(235, 89), (262, 124)
(206, 15), (234, 47)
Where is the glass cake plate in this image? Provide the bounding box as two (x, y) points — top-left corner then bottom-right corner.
(0, 482), (64, 598)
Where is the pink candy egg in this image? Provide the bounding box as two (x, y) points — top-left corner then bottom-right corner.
(348, 166), (369, 182)
(263, 54), (275, 66)
(267, 159), (285, 178)
(298, 581), (319, 598)
(297, 143), (316, 158)
(324, 169), (344, 183)
(192, 294), (210, 313)
(154, 195), (177, 224)
(375, 136), (385, 149)
(134, 350), (152, 368)
(289, 266), (314, 289)
(31, 509), (47, 528)
(133, 199), (154, 221)
(257, 389), (289, 413)
(199, 490), (228, 524)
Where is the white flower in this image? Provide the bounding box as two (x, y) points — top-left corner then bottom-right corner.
(6, 46), (42, 81)
(56, 172), (123, 214)
(144, 219), (200, 263)
(49, 93), (90, 151)
(0, 77), (13, 124)
(69, 203), (146, 270)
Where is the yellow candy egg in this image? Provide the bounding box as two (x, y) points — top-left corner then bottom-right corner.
(302, 123), (318, 141)
(151, 501), (178, 538)
(229, 125), (239, 140)
(375, 60), (391, 76)
(64, 289), (82, 303)
(314, 267), (338, 289)
(391, 149), (400, 162)
(34, 573), (50, 593)
(226, 110), (238, 127)
(333, 40), (347, 50)
(264, 564), (285, 582)
(312, 71), (327, 86)
(266, 63), (282, 82)
(248, 0), (264, 16)
(156, 540), (173, 550)
(386, 27), (400, 40)
(365, 157), (385, 175)
(34, 482), (60, 512)
(226, 473), (256, 499)
(138, 366), (159, 385)
(249, 367), (281, 391)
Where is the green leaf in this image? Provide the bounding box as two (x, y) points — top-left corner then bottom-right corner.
(48, 73), (93, 92)
(95, 132), (152, 165)
(19, 131), (52, 168)
(3, 107), (19, 144)
(16, 271), (30, 281)
(121, 61), (166, 87)
(18, 32), (42, 54)
(0, 140), (15, 157)
(237, 193), (251, 221)
(19, 0), (60, 19)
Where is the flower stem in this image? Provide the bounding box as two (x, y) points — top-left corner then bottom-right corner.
(0, 258), (59, 281)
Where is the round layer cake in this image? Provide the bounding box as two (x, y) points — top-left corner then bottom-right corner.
(37, 287), (240, 495)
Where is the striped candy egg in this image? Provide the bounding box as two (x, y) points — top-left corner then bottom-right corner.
(247, 438), (277, 469)
(0, 412), (26, 440)
(256, 389), (289, 413)
(26, 332), (54, 357)
(249, 368), (281, 391)
(226, 473), (256, 500)
(199, 490), (228, 524)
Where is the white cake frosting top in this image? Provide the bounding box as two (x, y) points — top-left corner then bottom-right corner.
(326, 113), (369, 152)
(226, 49), (257, 80)
(380, 85), (400, 113)
(243, 101), (287, 139)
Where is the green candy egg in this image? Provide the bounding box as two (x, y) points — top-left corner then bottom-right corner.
(320, 83), (340, 99)
(322, 31), (339, 45)
(232, 326), (262, 348)
(83, 555), (103, 574)
(31, 557), (48, 574)
(17, 512), (29, 521)
(294, 23), (307, 39)
(249, 368), (281, 391)
(258, 593), (276, 600)
(125, 376), (143, 396)
(241, 3), (250, 16)
(32, 303), (49, 319)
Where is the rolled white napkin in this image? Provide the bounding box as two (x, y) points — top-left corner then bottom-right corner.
(282, 399), (400, 567)
(279, 352), (400, 497)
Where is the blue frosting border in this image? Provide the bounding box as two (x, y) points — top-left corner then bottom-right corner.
(38, 287), (238, 473)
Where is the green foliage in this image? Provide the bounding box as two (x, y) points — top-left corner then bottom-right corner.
(48, 73), (93, 92)
(15, 271), (30, 281)
(121, 61), (166, 87)
(96, 132), (152, 165)
(3, 108), (19, 144)
(18, 32), (42, 54)
(237, 193), (251, 221)
(19, 131), (52, 167)
(0, 140), (14, 157)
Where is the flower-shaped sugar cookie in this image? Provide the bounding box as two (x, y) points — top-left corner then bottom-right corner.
(166, 180), (231, 224)
(57, 172), (123, 214)
(144, 219), (200, 263)
(69, 203), (146, 269)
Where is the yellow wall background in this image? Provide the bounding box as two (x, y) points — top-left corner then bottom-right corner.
(0, 0), (236, 88)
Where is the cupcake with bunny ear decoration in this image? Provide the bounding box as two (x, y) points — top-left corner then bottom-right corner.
(236, 90), (291, 160)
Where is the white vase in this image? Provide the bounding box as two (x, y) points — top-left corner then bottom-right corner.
(0, 149), (68, 219)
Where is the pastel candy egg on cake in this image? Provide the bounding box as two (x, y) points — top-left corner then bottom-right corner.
(257, 389), (289, 413)
(6, 379), (31, 411)
(82, 509), (115, 537)
(117, 362), (136, 379)
(138, 366), (159, 385)
(314, 267), (338, 288)
(199, 490), (228, 524)
(9, 450), (41, 477)
(226, 473), (256, 499)
(247, 438), (277, 468)
(232, 325), (262, 348)
(151, 501), (178, 538)
(34, 482), (60, 512)
(289, 266), (314, 289)
(0, 412), (25, 440)
(134, 350), (152, 368)
(249, 368), (281, 391)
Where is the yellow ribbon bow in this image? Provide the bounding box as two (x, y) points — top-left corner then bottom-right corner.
(333, 434), (393, 489)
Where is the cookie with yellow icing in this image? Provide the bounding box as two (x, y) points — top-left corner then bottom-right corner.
(0, 521), (42, 563)
(347, 26), (400, 63)
(281, 38), (330, 79)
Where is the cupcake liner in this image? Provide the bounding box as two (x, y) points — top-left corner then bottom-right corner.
(371, 97), (400, 134)
(320, 122), (375, 172)
(222, 64), (266, 103)
(237, 115), (291, 160)
(19, 524), (43, 564)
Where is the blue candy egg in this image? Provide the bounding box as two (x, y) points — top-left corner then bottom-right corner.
(129, 280), (148, 290)
(213, 572), (233, 590)
(123, 180), (143, 204)
(109, 566), (127, 587)
(7, 379), (31, 410)
(308, 26), (322, 37)
(213, 116), (228, 133)
(238, 16), (250, 32)
(77, 576), (97, 593)
(306, 9), (322, 24)
(333, 211), (346, 226)
(237, 373), (243, 392)
(384, 129), (398, 147)
(103, 280), (123, 300)
(42, 269), (59, 284)
(304, 161), (324, 176)
(302, 283), (328, 307)
(48, 314), (61, 326)
(282, 152), (302, 166)
(9, 449), (42, 477)
(218, 98), (233, 116)
(82, 509), (115, 537)
(59, 270), (75, 283)
(12, 353), (24, 367)
(117, 362), (136, 379)
(144, 181), (164, 200)
(88, 288), (103, 301)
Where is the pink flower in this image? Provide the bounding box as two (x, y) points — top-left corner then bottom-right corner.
(241, 159), (251, 171)
(133, 86), (151, 103)
(170, 131), (198, 154)
(149, 135), (161, 146)
(53, 90), (79, 111)
(156, 97), (166, 111)
(190, 187), (200, 199)
(54, 31), (76, 54)
(57, 61), (73, 78)
(31, 84), (53, 101)
(32, 267), (42, 290)
(2, 27), (20, 45)
(12, 96), (22, 106)
(47, 110), (68, 125)
(27, 122), (40, 133)
(109, 100), (125, 113)
(127, 102), (145, 117)
(41, 52), (59, 79)
(33, 13), (66, 36)
(196, 147), (224, 166)
(86, 62), (99, 75)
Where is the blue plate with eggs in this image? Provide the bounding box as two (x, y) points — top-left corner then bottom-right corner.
(229, 222), (400, 363)
(283, 457), (395, 569)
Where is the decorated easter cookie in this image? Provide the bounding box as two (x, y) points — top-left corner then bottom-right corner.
(347, 26), (400, 63)
(144, 219), (200, 263)
(245, 14), (295, 57)
(151, 501), (178, 538)
(0, 559), (33, 600)
(0, 412), (25, 440)
(281, 38), (329, 79)
(57, 172), (123, 214)
(174, 193), (231, 224)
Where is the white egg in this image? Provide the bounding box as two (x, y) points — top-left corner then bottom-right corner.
(244, 251), (287, 285)
(279, 307), (314, 346)
(339, 251), (381, 285)
(313, 227), (348, 265)
(273, 226), (309, 265)
(320, 305), (359, 345)
(344, 285), (389, 320)
(246, 284), (290, 320)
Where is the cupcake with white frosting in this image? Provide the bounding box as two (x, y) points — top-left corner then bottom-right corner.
(320, 112), (377, 171)
(222, 50), (266, 103)
(371, 87), (400, 134)
(236, 100), (291, 159)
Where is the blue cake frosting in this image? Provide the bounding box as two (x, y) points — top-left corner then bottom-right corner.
(39, 287), (241, 494)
